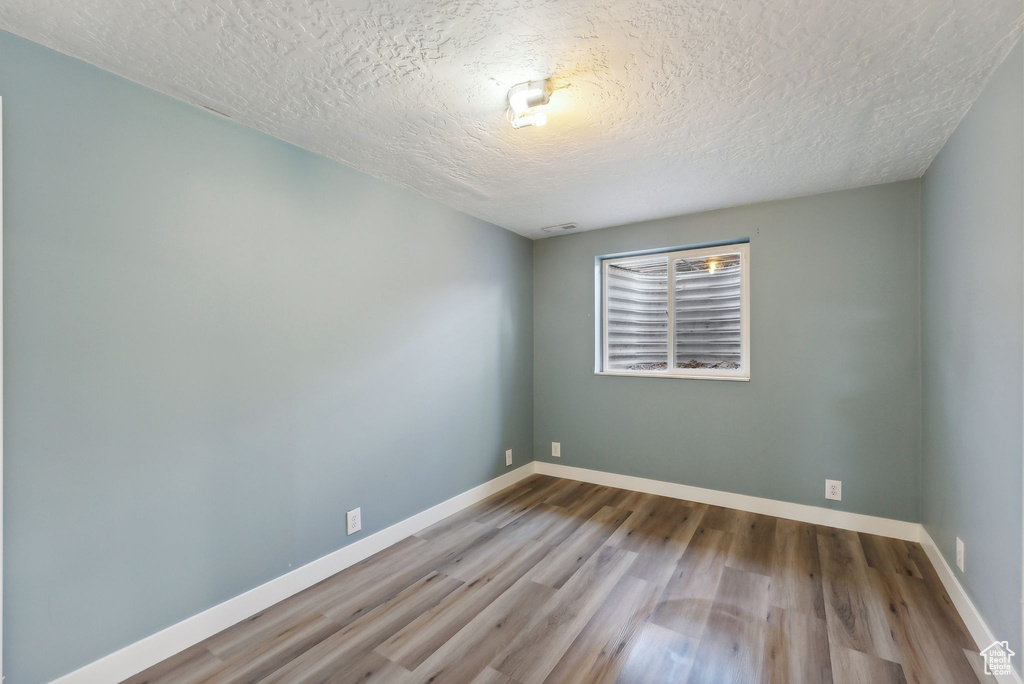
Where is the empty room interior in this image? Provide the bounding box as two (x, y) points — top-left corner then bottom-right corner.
(2, 1), (1024, 683)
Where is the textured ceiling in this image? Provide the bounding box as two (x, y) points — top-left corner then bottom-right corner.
(1, 1), (1022, 238)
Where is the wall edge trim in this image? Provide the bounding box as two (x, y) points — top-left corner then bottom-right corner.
(50, 463), (538, 684)
(539, 461), (1020, 682)
(534, 461), (921, 540)
(54, 461), (1016, 684)
(919, 527), (1023, 684)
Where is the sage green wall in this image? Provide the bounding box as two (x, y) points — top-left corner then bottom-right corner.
(921, 39), (1023, 661)
(0, 30), (533, 683)
(534, 181), (922, 522)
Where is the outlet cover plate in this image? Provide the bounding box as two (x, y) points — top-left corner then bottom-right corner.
(347, 507), (361, 535)
(825, 479), (842, 501)
(552, 442), (561, 458)
(505, 449), (513, 467)
(956, 537), (965, 572)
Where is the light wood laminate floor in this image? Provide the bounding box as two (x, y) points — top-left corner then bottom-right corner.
(127, 475), (990, 684)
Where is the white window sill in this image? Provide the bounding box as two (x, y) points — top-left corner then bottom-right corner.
(594, 371), (750, 382)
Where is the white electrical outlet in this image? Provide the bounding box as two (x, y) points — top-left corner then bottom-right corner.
(552, 441), (561, 458)
(825, 479), (842, 501)
(505, 449), (513, 467)
(346, 507), (361, 535)
(956, 537), (965, 572)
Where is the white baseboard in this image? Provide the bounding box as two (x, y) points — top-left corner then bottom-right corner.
(919, 527), (1023, 684)
(50, 464), (536, 684)
(539, 461), (1021, 682)
(534, 461), (921, 541)
(52, 461), (1016, 684)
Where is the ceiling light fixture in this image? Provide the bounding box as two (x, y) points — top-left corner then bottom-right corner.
(507, 79), (551, 129)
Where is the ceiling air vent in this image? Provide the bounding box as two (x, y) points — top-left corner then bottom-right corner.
(541, 223), (579, 234)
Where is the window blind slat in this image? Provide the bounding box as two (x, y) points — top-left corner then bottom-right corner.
(605, 258), (668, 370)
(673, 253), (742, 369)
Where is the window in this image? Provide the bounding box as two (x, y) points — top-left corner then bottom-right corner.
(599, 242), (749, 380)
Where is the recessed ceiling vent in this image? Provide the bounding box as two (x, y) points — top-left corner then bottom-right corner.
(541, 222), (579, 234)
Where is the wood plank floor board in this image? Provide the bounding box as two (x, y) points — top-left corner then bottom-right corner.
(602, 494), (699, 551)
(255, 571), (461, 684)
(471, 483), (535, 516)
(830, 646), (908, 684)
(761, 607), (833, 684)
(817, 527), (901, 662)
(208, 534), (429, 651)
(606, 495), (703, 587)
(517, 474), (562, 490)
(200, 591), (333, 662)
(560, 484), (641, 520)
(376, 540), (553, 671)
(771, 518), (827, 621)
(490, 545), (637, 684)
(121, 644), (224, 684)
(650, 525), (734, 639)
(434, 524), (542, 583)
(542, 480), (605, 509)
(858, 533), (921, 579)
(614, 622), (697, 683)
(686, 565), (772, 684)
(202, 612), (345, 684)
(523, 505), (633, 589)
(541, 573), (661, 684)
(726, 511), (779, 577)
(501, 487), (641, 550)
(416, 484), (540, 541)
(699, 504), (747, 533)
(408, 579), (557, 684)
(904, 542), (977, 651)
(471, 667), (523, 684)
(128, 477), (985, 684)
(499, 502), (590, 548)
(600, 489), (650, 515)
(477, 479), (569, 529)
(319, 649), (411, 684)
(318, 522), (493, 625)
(874, 570), (981, 684)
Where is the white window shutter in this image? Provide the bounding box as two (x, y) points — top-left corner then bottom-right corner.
(673, 254), (742, 369)
(605, 257), (669, 370)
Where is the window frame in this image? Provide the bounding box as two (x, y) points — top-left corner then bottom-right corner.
(598, 242), (750, 381)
